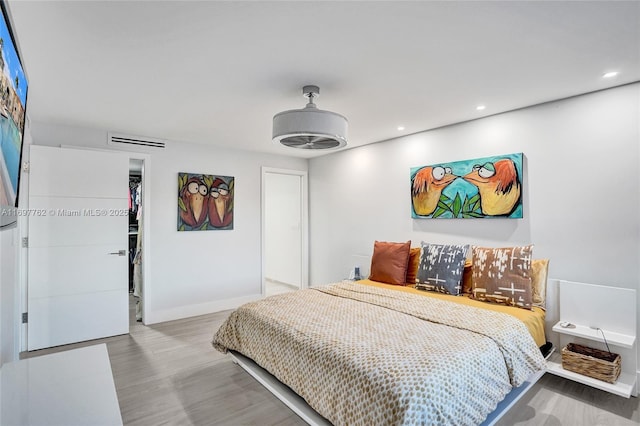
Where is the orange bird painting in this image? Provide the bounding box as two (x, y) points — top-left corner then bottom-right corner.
(411, 153), (523, 219)
(462, 159), (521, 216)
(411, 166), (457, 216)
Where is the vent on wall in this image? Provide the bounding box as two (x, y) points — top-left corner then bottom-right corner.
(108, 132), (166, 149)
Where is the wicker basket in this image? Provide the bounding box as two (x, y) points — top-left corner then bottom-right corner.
(561, 343), (621, 383)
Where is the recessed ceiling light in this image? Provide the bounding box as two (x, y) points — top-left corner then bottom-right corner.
(476, 105), (486, 111)
(603, 71), (619, 78)
(397, 126), (405, 131)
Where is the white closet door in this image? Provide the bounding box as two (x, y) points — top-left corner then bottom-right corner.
(27, 145), (129, 351)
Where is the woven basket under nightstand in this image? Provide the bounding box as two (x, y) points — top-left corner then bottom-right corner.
(561, 343), (621, 384)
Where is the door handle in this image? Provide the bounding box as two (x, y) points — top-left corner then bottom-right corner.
(108, 250), (127, 256)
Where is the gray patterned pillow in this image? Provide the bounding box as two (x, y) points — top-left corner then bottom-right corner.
(416, 243), (469, 295)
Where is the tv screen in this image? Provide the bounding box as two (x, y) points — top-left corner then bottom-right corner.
(0, 0), (27, 228)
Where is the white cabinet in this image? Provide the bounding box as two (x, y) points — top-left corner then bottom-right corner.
(1, 344), (122, 425)
(546, 280), (637, 398)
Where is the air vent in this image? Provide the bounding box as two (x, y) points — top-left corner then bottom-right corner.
(108, 132), (166, 149)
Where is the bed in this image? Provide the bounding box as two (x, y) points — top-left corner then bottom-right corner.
(212, 277), (547, 425)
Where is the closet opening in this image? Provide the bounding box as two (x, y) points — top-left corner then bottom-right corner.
(129, 159), (144, 326)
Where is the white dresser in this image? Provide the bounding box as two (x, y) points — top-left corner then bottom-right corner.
(0, 343), (122, 425)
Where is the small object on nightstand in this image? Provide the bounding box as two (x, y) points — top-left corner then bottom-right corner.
(559, 321), (576, 329)
(540, 341), (555, 359)
(353, 266), (362, 281)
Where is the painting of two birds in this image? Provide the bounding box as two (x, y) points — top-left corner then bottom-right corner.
(411, 153), (523, 219)
(178, 172), (234, 231)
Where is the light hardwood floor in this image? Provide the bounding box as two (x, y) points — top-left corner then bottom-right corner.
(265, 279), (299, 297)
(22, 299), (640, 426)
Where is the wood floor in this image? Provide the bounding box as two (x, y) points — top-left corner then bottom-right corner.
(265, 279), (299, 297)
(21, 299), (640, 426)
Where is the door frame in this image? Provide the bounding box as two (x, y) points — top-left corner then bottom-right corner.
(19, 146), (152, 353)
(261, 167), (308, 296)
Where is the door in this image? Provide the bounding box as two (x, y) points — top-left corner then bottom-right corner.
(27, 145), (129, 350)
(262, 168), (308, 293)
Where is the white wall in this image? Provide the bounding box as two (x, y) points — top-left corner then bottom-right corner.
(265, 172), (302, 286)
(29, 122), (308, 324)
(309, 83), (640, 366)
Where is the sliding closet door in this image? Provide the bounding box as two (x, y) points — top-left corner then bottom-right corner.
(27, 145), (129, 351)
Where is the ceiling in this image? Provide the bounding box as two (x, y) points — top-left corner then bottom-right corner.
(7, 1), (640, 158)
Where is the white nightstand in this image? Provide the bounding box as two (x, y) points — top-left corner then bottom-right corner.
(546, 280), (637, 398)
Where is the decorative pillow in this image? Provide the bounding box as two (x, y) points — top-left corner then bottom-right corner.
(471, 245), (533, 309)
(461, 259), (473, 294)
(531, 259), (550, 309)
(416, 243), (469, 295)
(369, 241), (411, 286)
(405, 248), (421, 285)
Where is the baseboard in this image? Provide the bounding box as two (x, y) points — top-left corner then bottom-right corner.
(144, 293), (262, 325)
(265, 277), (299, 289)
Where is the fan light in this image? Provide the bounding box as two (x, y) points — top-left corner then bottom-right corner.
(273, 85), (348, 150)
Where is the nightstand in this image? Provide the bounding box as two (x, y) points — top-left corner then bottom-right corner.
(546, 280), (637, 398)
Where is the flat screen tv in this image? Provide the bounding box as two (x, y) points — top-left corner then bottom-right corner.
(0, 0), (28, 228)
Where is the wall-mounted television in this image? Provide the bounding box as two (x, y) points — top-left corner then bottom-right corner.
(0, 0), (28, 229)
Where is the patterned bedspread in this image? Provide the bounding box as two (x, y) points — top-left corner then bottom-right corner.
(212, 281), (546, 426)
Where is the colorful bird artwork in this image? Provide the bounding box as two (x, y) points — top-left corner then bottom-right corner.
(410, 153), (523, 219)
(411, 166), (457, 216)
(462, 159), (521, 216)
(208, 178), (233, 228)
(178, 176), (209, 228)
(178, 173), (234, 231)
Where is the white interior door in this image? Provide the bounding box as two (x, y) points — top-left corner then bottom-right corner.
(263, 169), (307, 289)
(27, 146), (129, 351)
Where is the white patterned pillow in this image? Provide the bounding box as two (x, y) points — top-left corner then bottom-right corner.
(416, 243), (469, 295)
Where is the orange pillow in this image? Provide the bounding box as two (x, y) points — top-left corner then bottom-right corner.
(405, 248), (421, 285)
(369, 241), (411, 286)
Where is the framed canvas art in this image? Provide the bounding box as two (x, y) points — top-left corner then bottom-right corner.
(178, 172), (234, 231)
(411, 153), (523, 219)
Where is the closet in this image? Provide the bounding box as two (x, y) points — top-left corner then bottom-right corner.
(129, 160), (143, 323)
(129, 174), (141, 292)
